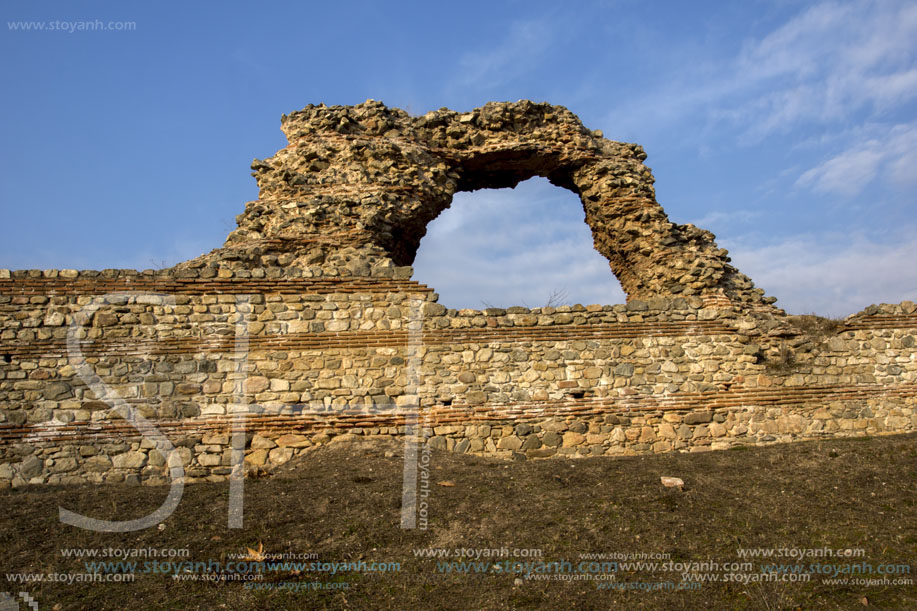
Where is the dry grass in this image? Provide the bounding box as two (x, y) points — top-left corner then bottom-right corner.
(2, 434), (915, 610)
(786, 314), (845, 339)
(765, 314), (846, 373)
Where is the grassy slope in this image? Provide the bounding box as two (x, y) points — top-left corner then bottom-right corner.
(2, 434), (915, 610)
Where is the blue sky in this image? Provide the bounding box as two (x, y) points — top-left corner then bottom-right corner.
(2, 0), (915, 316)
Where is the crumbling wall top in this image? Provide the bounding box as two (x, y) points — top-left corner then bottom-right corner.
(183, 100), (777, 312)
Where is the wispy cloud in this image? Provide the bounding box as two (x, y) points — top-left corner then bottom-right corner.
(723, 229), (917, 316)
(412, 178), (626, 309)
(795, 122), (917, 196)
(729, 0), (917, 139)
(795, 146), (884, 197)
(607, 0), (917, 142)
(451, 18), (557, 91)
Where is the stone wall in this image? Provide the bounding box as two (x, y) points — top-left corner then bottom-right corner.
(1, 101), (915, 487)
(1, 269), (914, 486)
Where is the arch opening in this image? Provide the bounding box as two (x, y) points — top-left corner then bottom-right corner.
(412, 177), (626, 309)
(210, 100), (777, 313)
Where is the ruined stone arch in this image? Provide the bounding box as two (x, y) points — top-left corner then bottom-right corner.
(195, 100), (774, 310)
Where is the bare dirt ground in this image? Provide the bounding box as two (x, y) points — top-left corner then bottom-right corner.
(2, 433), (916, 610)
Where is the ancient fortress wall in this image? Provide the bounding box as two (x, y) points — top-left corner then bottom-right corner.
(1, 100), (915, 487)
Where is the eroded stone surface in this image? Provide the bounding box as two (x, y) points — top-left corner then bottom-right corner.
(4, 102), (914, 488)
(183, 100), (776, 310)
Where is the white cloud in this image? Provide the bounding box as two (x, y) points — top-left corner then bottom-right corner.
(795, 145), (884, 197)
(732, 0), (917, 137)
(451, 18), (556, 91)
(888, 150), (917, 188)
(739, 2), (853, 81)
(412, 178), (626, 309)
(885, 123), (917, 188)
(723, 230), (917, 317)
(607, 0), (917, 142)
(795, 121), (917, 196)
(864, 68), (917, 110)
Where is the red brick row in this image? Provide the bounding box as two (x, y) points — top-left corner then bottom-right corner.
(1, 321), (737, 358)
(0, 277), (433, 297)
(844, 315), (917, 330)
(2, 382), (913, 445)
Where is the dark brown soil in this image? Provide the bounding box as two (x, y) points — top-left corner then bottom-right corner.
(2, 434), (916, 610)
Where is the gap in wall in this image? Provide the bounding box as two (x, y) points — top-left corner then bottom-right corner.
(412, 177), (626, 310)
